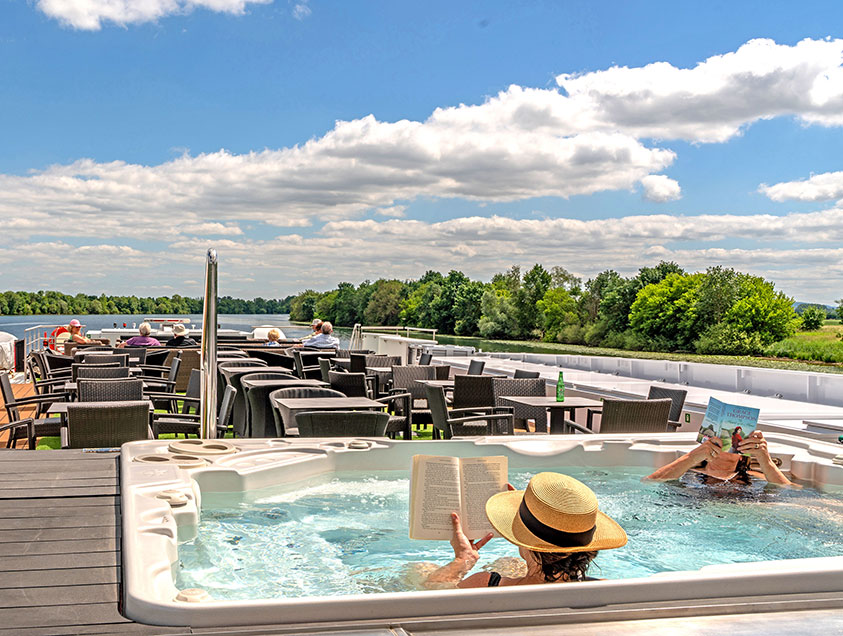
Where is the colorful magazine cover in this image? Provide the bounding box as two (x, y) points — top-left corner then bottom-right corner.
(696, 397), (760, 454)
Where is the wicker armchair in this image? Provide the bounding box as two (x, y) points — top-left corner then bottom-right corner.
(240, 371), (299, 437)
(417, 353), (432, 365)
(452, 375), (496, 410)
(144, 349), (171, 367)
(1, 371), (67, 448)
(154, 385), (236, 438)
(647, 386), (687, 431)
(70, 362), (120, 382)
(391, 365), (436, 427)
(65, 400), (150, 448)
(433, 365), (450, 380)
(76, 365), (130, 380)
(138, 357), (182, 393)
(329, 371), (371, 398)
(318, 358), (333, 383)
(269, 387), (346, 436)
(467, 359), (486, 375)
(295, 411), (391, 438)
(513, 369), (540, 379)
(493, 377), (548, 432)
(292, 350), (322, 379)
(426, 385), (513, 439)
(82, 353), (129, 367)
(570, 398), (673, 434)
(78, 378), (144, 402)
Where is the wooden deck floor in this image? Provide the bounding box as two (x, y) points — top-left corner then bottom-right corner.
(0, 449), (186, 635)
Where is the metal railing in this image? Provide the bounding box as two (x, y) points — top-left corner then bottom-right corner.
(200, 248), (218, 439)
(348, 324), (437, 350)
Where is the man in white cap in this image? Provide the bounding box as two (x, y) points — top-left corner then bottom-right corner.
(300, 318), (323, 341)
(166, 323), (197, 347)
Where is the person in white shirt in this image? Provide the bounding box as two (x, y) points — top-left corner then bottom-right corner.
(306, 321), (339, 349)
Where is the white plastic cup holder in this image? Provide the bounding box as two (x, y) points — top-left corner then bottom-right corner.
(348, 440), (371, 450)
(156, 489), (189, 507)
(134, 454), (173, 463)
(175, 588), (211, 603)
(168, 440), (238, 456)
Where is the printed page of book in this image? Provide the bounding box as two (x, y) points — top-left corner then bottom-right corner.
(409, 455), (463, 540)
(458, 456), (508, 539)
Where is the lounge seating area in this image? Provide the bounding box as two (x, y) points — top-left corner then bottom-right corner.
(2, 343), (693, 449)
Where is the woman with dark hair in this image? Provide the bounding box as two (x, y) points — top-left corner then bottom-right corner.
(425, 472), (627, 588)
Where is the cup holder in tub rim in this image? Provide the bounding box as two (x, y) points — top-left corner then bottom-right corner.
(134, 453), (208, 469)
(168, 440), (238, 456)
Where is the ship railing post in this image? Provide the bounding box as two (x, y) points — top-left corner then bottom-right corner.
(200, 249), (218, 439)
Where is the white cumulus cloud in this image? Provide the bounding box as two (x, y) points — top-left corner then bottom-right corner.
(36, 0), (272, 30)
(556, 37), (843, 142)
(760, 170), (843, 202)
(640, 175), (681, 202)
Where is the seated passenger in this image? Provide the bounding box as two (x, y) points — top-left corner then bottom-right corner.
(117, 322), (162, 348)
(68, 319), (92, 345)
(425, 473), (627, 588)
(305, 321), (340, 349)
(264, 328), (282, 347)
(166, 323), (197, 347)
(300, 319), (322, 341)
(645, 430), (793, 486)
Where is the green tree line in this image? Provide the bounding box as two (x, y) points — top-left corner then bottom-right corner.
(288, 262), (806, 355)
(0, 290), (294, 316)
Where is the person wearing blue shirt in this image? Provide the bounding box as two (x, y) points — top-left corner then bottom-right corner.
(306, 321), (340, 349)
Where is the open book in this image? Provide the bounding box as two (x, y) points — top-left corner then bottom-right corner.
(697, 397), (760, 455)
(409, 454), (508, 541)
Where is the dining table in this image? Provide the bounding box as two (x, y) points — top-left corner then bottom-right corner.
(498, 396), (603, 434)
(271, 396), (384, 436)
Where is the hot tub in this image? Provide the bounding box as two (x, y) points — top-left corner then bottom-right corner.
(121, 434), (843, 628)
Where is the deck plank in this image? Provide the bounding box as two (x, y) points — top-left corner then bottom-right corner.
(0, 583), (119, 609)
(0, 446), (189, 634)
(0, 524), (119, 543)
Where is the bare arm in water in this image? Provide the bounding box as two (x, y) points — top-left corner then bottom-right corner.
(645, 437), (723, 481)
(736, 431), (794, 486)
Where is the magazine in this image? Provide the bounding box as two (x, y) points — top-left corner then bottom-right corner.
(696, 397), (760, 455)
(409, 454), (508, 540)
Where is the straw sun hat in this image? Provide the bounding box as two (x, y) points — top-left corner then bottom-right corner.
(485, 472), (627, 553)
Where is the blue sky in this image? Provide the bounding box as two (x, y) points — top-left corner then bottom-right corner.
(2, 1), (843, 302)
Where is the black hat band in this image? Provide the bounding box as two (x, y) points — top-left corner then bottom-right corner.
(518, 499), (596, 548)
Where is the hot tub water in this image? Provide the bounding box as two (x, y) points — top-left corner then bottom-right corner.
(175, 467), (843, 601)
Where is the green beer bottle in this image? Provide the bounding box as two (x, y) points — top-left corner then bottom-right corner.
(556, 371), (565, 402)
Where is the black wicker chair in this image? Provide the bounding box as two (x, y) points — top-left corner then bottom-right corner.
(572, 398), (673, 434)
(425, 385), (513, 439)
(78, 378), (144, 402)
(329, 371), (370, 398)
(268, 387), (346, 436)
(647, 386), (687, 431)
(417, 353), (432, 365)
(65, 400), (150, 448)
(391, 365), (436, 428)
(154, 385), (236, 438)
(76, 365), (130, 380)
(513, 369), (540, 379)
(1, 371), (67, 449)
(467, 359), (486, 375)
(295, 410), (390, 438)
(493, 377), (547, 432)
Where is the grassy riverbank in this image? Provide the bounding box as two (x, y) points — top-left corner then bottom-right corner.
(435, 333), (843, 375)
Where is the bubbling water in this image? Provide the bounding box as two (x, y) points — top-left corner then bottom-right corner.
(175, 468), (843, 600)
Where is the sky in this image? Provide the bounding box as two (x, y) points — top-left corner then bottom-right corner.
(2, 1), (843, 303)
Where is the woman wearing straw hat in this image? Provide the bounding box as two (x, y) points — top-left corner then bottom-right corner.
(425, 472), (627, 588)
